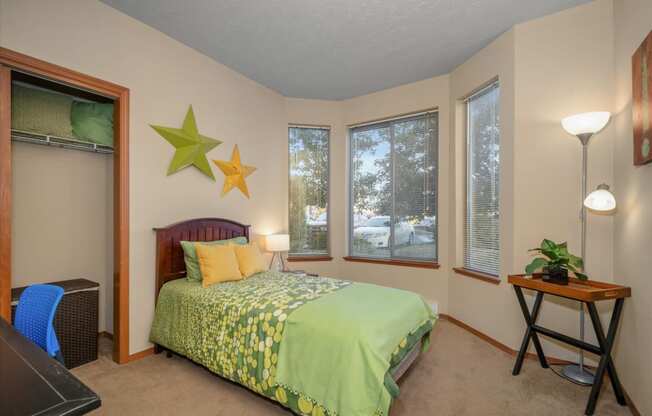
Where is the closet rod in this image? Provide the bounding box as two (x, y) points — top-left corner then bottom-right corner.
(10, 129), (113, 154)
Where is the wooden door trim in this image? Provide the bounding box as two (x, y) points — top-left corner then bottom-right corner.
(0, 47), (130, 364)
(0, 66), (11, 320)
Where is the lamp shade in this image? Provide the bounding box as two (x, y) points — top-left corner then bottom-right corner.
(266, 234), (290, 252)
(584, 184), (616, 212)
(561, 112), (611, 136)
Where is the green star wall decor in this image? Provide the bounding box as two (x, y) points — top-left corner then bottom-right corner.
(150, 105), (222, 179)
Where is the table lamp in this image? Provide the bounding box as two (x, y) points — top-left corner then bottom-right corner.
(266, 234), (290, 272)
(561, 111), (612, 386)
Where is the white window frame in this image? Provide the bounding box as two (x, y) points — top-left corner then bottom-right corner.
(347, 111), (439, 263)
(288, 125), (331, 258)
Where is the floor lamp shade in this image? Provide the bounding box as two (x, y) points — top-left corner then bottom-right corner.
(561, 112), (611, 136)
(584, 184), (616, 212)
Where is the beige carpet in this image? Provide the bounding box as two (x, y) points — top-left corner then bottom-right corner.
(74, 320), (632, 415)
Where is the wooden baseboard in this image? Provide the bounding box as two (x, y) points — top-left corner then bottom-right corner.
(97, 331), (152, 363)
(624, 389), (641, 416)
(98, 331), (113, 340)
(127, 347), (155, 362)
(439, 313), (640, 414)
(439, 314), (571, 365)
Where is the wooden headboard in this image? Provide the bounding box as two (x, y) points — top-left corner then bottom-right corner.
(153, 218), (250, 300)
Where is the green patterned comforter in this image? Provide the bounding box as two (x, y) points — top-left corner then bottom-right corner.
(150, 271), (434, 416)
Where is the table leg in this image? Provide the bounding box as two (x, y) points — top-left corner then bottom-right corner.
(512, 287), (548, 375)
(584, 298), (624, 416)
(585, 300), (626, 409)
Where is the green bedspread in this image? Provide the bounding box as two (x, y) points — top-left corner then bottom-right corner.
(150, 271), (436, 416)
(275, 283), (434, 416)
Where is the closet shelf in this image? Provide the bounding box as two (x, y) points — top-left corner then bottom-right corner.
(11, 129), (114, 154)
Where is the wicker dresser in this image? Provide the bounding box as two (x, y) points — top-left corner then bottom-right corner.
(11, 278), (99, 369)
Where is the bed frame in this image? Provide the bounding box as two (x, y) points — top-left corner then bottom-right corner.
(151, 217), (422, 400)
(153, 217), (250, 300)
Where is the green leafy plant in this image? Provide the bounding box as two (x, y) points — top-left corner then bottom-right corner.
(525, 239), (588, 281)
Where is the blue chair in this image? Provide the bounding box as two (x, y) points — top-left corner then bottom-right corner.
(14, 284), (65, 364)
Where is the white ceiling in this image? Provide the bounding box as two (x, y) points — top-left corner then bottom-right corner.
(100, 0), (591, 100)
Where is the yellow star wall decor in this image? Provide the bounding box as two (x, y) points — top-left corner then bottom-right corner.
(213, 145), (257, 198)
(150, 105), (222, 180)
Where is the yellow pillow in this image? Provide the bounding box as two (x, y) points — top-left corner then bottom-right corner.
(195, 243), (242, 287)
(232, 243), (268, 278)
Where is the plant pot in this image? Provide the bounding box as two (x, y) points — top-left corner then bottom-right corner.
(541, 267), (569, 285)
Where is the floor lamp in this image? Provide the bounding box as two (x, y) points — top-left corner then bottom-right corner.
(560, 111), (614, 385)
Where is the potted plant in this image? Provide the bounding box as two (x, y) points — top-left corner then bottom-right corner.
(525, 239), (587, 285)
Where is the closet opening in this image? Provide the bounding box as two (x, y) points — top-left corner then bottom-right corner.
(0, 47), (130, 364)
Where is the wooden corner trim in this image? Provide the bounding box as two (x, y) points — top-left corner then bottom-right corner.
(0, 66), (11, 321)
(343, 256), (440, 269)
(127, 347), (155, 363)
(287, 256), (333, 262)
(453, 267), (500, 285)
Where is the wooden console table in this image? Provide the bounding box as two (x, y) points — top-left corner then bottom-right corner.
(508, 274), (631, 416)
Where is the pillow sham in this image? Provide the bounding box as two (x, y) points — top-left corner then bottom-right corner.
(195, 244), (242, 287)
(180, 236), (247, 282)
(232, 243), (267, 278)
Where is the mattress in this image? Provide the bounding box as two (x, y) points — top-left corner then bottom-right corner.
(150, 271), (435, 416)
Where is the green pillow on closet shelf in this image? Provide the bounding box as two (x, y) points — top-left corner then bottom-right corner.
(180, 237), (248, 282)
(11, 83), (74, 137)
(71, 101), (114, 147)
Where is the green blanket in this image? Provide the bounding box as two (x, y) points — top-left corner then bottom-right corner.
(276, 283), (435, 416)
(150, 272), (435, 416)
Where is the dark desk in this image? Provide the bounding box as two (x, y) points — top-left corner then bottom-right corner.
(0, 317), (100, 416)
(508, 274), (630, 416)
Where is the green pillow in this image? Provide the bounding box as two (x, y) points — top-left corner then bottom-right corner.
(181, 237), (248, 282)
(71, 101), (114, 146)
(11, 83), (74, 137)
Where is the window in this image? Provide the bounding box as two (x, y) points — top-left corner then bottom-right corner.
(288, 126), (329, 257)
(464, 82), (500, 276)
(349, 112), (438, 262)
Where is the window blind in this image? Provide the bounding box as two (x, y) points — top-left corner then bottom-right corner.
(464, 82), (500, 276)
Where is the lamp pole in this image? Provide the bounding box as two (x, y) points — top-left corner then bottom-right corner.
(561, 133), (595, 386)
(559, 111), (611, 385)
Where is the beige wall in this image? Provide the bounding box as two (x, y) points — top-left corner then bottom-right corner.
(2, 3), (650, 410)
(613, 0), (652, 413)
(11, 142), (113, 332)
(340, 76), (451, 313)
(0, 0), (288, 353)
(449, 0), (617, 363)
(448, 28), (519, 350)
(291, 4), (619, 358)
(284, 98), (344, 279)
(512, 0), (616, 362)
(285, 76), (451, 314)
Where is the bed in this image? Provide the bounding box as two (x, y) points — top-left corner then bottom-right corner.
(150, 218), (436, 416)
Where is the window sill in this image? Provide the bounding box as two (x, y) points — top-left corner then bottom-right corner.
(343, 256), (440, 269)
(453, 267), (500, 285)
(287, 256), (333, 262)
